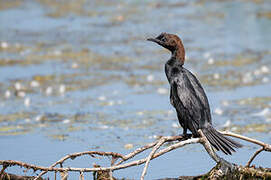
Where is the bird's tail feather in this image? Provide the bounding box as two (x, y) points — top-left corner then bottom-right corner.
(202, 126), (242, 155)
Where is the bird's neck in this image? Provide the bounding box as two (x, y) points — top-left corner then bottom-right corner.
(171, 46), (185, 65)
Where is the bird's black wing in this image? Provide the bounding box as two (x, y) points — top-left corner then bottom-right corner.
(182, 68), (212, 124)
(172, 70), (242, 154)
(172, 71), (210, 132)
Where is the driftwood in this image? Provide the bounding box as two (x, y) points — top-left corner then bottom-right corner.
(175, 163), (271, 180)
(0, 131), (270, 180)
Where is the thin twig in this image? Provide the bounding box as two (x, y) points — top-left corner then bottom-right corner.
(0, 138), (200, 173)
(35, 142), (162, 180)
(1, 132), (271, 179)
(221, 130), (271, 168)
(221, 131), (271, 151)
(117, 141), (157, 165)
(0, 165), (7, 179)
(198, 130), (232, 170)
(141, 137), (166, 180)
(34, 151), (124, 180)
(116, 135), (183, 166)
(109, 170), (113, 180)
(80, 171), (84, 180)
(60, 171), (68, 180)
(246, 147), (264, 167)
(198, 130), (220, 163)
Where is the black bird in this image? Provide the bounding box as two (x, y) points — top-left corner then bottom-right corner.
(147, 33), (242, 155)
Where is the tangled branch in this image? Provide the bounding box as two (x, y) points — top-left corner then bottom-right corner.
(0, 132), (270, 180)
(220, 131), (271, 167)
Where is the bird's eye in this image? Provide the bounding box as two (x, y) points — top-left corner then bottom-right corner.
(161, 37), (166, 42)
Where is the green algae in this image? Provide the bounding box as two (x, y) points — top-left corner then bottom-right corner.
(50, 134), (69, 141)
(0, 0), (21, 10)
(0, 112), (33, 123)
(0, 125), (31, 136)
(38, 0), (88, 18)
(200, 72), (262, 89)
(236, 97), (271, 108)
(225, 123), (271, 134)
(257, 11), (271, 19)
(213, 56), (259, 67)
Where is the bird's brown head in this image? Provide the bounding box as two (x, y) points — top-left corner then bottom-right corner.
(147, 33), (185, 64)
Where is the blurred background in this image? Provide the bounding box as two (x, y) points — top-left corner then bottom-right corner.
(0, 0), (271, 179)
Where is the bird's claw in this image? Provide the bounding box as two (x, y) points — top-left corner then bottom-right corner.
(178, 133), (192, 141)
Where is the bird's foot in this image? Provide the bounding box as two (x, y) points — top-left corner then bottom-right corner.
(178, 133), (192, 141)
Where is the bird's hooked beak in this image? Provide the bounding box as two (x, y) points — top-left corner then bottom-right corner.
(147, 37), (159, 43)
(147, 37), (164, 47)
(147, 33), (171, 50)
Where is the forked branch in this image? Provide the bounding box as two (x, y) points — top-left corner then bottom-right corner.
(0, 132), (270, 180)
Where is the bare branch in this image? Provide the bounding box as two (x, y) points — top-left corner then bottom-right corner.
(0, 172), (44, 180)
(1, 132), (270, 179)
(60, 171), (68, 180)
(0, 137), (200, 174)
(116, 135), (184, 166)
(116, 141), (157, 165)
(198, 130), (232, 169)
(246, 147), (265, 167)
(34, 151), (124, 180)
(141, 137), (167, 180)
(221, 131), (271, 151)
(0, 165), (7, 174)
(0, 165), (7, 179)
(198, 130), (220, 163)
(80, 171), (84, 180)
(221, 131), (271, 167)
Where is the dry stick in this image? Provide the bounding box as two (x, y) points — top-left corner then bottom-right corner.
(116, 141), (157, 166)
(198, 130), (220, 163)
(35, 141), (160, 180)
(109, 171), (113, 180)
(116, 135), (183, 166)
(4, 132), (270, 179)
(198, 129), (234, 173)
(0, 138), (200, 174)
(0, 165), (7, 179)
(109, 137), (200, 172)
(221, 131), (271, 151)
(80, 171), (84, 180)
(140, 137), (167, 180)
(246, 147), (265, 167)
(60, 171), (68, 180)
(221, 131), (271, 167)
(38, 135), (184, 180)
(35, 144), (153, 180)
(34, 151), (124, 180)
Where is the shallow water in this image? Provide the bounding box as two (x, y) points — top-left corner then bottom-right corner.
(0, 0), (271, 179)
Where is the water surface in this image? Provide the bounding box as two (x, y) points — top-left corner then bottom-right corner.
(0, 0), (271, 179)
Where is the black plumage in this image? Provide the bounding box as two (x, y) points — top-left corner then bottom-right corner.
(147, 33), (242, 155)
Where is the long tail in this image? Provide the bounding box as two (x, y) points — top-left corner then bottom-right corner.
(201, 126), (242, 155)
